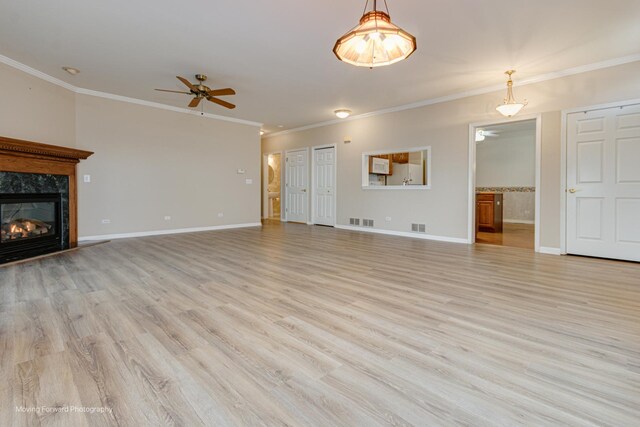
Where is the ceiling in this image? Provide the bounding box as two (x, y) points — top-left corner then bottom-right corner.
(1, 0), (640, 133)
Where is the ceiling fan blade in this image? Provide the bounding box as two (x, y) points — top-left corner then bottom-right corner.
(207, 88), (236, 97)
(207, 96), (236, 109)
(188, 97), (202, 108)
(177, 76), (198, 92)
(155, 89), (191, 94)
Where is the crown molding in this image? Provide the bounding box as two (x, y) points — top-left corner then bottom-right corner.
(3, 51), (640, 136)
(265, 52), (640, 138)
(0, 53), (262, 128)
(74, 87), (263, 127)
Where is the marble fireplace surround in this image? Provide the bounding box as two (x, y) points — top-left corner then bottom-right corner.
(0, 136), (93, 248)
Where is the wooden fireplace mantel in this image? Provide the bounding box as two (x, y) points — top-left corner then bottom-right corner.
(0, 135), (94, 248)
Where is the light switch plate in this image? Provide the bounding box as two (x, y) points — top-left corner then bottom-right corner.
(237, 169), (246, 174)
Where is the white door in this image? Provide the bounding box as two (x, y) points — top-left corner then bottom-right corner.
(567, 104), (640, 262)
(285, 149), (308, 223)
(313, 146), (336, 226)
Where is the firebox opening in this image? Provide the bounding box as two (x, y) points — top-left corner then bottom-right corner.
(0, 193), (64, 264)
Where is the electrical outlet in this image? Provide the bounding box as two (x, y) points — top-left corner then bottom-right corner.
(245, 178), (253, 184)
(385, 216), (392, 222)
(164, 216), (171, 221)
(237, 168), (246, 174)
(101, 219), (111, 224)
(83, 174), (91, 183)
(218, 212), (224, 217)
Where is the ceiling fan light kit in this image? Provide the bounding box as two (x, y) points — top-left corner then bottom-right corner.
(333, 0), (417, 68)
(496, 70), (528, 117)
(155, 74), (236, 110)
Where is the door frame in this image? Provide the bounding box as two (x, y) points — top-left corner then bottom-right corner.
(283, 147), (310, 223)
(468, 114), (542, 251)
(311, 143), (338, 226)
(262, 150), (284, 220)
(560, 97), (640, 254)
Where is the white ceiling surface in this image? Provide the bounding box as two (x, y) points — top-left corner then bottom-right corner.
(1, 1), (640, 132)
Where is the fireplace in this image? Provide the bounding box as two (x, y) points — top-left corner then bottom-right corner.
(0, 135), (93, 264)
(0, 193), (64, 263)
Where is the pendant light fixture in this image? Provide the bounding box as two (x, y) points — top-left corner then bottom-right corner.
(496, 70), (528, 117)
(333, 0), (417, 68)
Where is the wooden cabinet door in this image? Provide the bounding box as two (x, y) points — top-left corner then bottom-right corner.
(392, 153), (409, 164)
(478, 201), (494, 229)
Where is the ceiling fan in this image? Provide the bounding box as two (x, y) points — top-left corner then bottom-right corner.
(155, 74), (236, 109)
(475, 129), (500, 142)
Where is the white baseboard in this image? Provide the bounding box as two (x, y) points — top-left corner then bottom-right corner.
(504, 219), (535, 225)
(538, 247), (562, 255)
(79, 222), (262, 242)
(335, 224), (469, 244)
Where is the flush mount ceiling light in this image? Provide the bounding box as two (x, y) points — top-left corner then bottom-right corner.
(333, 0), (417, 68)
(496, 70), (528, 117)
(335, 109), (352, 119)
(62, 66), (80, 75)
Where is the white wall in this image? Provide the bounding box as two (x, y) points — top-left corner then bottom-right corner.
(76, 95), (261, 238)
(476, 132), (535, 187)
(263, 61), (640, 249)
(0, 62), (76, 146)
(0, 62), (261, 239)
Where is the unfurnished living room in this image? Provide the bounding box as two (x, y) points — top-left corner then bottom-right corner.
(1, 0), (639, 425)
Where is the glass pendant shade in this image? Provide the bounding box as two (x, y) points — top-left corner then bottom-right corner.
(334, 6), (416, 68)
(496, 70), (527, 117)
(496, 102), (525, 117)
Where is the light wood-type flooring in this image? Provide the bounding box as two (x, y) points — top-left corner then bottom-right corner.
(1, 221), (639, 426)
(477, 223), (535, 250)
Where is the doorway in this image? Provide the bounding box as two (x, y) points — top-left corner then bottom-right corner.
(263, 152), (282, 221)
(312, 145), (337, 226)
(469, 117), (541, 250)
(284, 148), (309, 223)
(564, 102), (640, 262)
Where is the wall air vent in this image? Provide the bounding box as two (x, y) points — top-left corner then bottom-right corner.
(363, 219), (374, 227)
(412, 224), (426, 233)
(350, 218), (360, 226)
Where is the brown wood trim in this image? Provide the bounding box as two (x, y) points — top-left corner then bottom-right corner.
(69, 169), (78, 247)
(0, 157), (76, 176)
(0, 136), (93, 249)
(0, 135), (93, 160)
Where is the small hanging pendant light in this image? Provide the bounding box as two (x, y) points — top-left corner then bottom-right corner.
(333, 0), (417, 68)
(496, 70), (528, 117)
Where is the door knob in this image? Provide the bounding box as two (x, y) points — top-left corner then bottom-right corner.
(568, 188), (578, 193)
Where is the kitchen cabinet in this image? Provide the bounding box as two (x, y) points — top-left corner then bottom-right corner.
(369, 155), (393, 175)
(476, 192), (503, 233)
